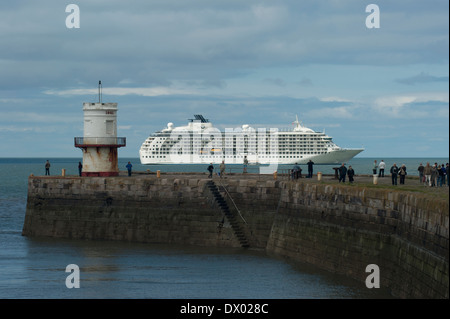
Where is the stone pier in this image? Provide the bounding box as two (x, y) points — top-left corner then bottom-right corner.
(22, 173), (449, 298)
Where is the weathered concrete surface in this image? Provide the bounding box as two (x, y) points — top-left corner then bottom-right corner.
(22, 174), (449, 298)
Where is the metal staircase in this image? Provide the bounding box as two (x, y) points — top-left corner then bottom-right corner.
(206, 180), (249, 248)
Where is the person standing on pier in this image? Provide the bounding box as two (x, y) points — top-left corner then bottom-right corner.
(126, 161), (132, 176)
(372, 160), (378, 175)
(399, 164), (407, 185)
(293, 163), (301, 179)
(207, 163), (214, 178)
(423, 162), (432, 186)
(347, 165), (355, 183)
(440, 164), (446, 187)
(431, 164), (438, 187)
(338, 163), (347, 183)
(446, 163), (449, 186)
(307, 160), (314, 178)
(243, 156), (248, 173)
(437, 164), (445, 187)
(417, 163), (424, 184)
(220, 160), (226, 178)
(378, 160), (386, 177)
(390, 163), (399, 185)
(45, 160), (51, 176)
(78, 162), (83, 177)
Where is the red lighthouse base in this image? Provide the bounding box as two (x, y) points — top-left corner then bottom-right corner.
(81, 171), (119, 177)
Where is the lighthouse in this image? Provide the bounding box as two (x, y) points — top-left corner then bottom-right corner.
(74, 81), (126, 176)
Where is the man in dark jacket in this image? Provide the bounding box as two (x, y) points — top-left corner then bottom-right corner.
(207, 163), (214, 178)
(307, 160), (314, 178)
(338, 163), (347, 183)
(45, 160), (51, 175)
(347, 165), (355, 183)
(78, 162), (83, 177)
(417, 163), (424, 184)
(126, 162), (132, 176)
(390, 163), (399, 185)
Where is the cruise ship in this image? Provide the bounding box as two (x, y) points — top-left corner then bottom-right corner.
(139, 115), (364, 165)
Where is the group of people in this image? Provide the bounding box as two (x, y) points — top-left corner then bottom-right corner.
(45, 160), (85, 177)
(43, 160), (134, 177)
(373, 160), (387, 177)
(337, 163), (355, 183)
(290, 160), (315, 180)
(289, 159), (450, 187)
(289, 161), (354, 183)
(417, 162), (448, 187)
(372, 160), (407, 185)
(207, 161), (226, 178)
(387, 163), (407, 185)
(373, 160), (449, 186)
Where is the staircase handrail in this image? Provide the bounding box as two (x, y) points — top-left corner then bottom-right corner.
(217, 179), (247, 224)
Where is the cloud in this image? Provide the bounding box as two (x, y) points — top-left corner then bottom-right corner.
(396, 72), (449, 85)
(319, 96), (352, 103)
(184, 79), (228, 89)
(305, 105), (357, 119)
(296, 78), (313, 87)
(263, 78), (287, 87)
(372, 92), (449, 117)
(1, 1), (448, 91)
(0, 126), (33, 133)
(43, 86), (198, 97)
(1, 112), (79, 124)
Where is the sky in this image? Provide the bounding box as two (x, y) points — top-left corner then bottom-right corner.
(0, 0), (448, 158)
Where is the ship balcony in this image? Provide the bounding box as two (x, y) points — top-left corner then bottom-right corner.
(74, 137), (126, 148)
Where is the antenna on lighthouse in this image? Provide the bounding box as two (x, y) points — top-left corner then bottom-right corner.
(98, 80), (102, 103)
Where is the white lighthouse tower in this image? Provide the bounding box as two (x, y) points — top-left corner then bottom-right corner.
(74, 81), (126, 176)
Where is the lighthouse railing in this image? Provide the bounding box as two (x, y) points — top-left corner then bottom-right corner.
(74, 137), (126, 148)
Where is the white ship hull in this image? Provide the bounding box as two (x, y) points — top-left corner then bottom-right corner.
(139, 115), (364, 166)
(139, 148), (363, 165)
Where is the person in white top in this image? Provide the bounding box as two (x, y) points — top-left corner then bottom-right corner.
(378, 160), (386, 177)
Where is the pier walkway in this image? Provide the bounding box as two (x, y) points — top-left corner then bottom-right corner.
(115, 170), (449, 200)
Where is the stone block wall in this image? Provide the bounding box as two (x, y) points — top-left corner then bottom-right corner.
(23, 176), (245, 248)
(216, 179), (280, 248)
(266, 182), (449, 299)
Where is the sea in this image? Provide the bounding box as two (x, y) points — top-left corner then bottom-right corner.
(0, 157), (447, 300)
